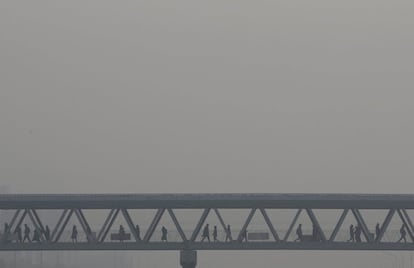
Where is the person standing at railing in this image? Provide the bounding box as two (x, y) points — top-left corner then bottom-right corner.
(71, 225), (78, 243)
(347, 224), (355, 242)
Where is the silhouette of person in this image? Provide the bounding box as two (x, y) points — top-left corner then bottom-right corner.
(294, 224), (303, 242)
(347, 224), (355, 242)
(71, 225), (78, 243)
(397, 225), (407, 243)
(312, 224), (318, 241)
(44, 225), (50, 242)
(119, 225), (125, 242)
(14, 226), (22, 243)
(161, 226), (168, 242)
(213, 225), (219, 242)
(201, 224), (210, 242)
(4, 223), (9, 234)
(225, 224), (232, 242)
(355, 225), (362, 242)
(240, 229), (248, 242)
(2, 223), (10, 243)
(32, 229), (41, 243)
(375, 223), (381, 241)
(23, 224), (31, 243)
(86, 226), (93, 243)
(135, 224), (141, 241)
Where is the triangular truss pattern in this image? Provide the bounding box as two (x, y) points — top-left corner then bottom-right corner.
(3, 206), (414, 246)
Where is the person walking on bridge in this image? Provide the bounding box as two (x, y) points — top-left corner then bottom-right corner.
(161, 226), (168, 242)
(225, 224), (232, 242)
(294, 224), (303, 242)
(71, 225), (78, 243)
(375, 223), (381, 241)
(397, 224), (407, 243)
(201, 224), (210, 242)
(213, 225), (219, 242)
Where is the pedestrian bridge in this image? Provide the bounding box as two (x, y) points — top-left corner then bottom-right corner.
(2, 194), (414, 267)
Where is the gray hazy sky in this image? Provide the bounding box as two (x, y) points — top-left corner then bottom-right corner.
(1, 1), (414, 267)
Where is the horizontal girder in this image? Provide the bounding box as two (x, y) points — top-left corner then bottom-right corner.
(2, 193), (414, 209)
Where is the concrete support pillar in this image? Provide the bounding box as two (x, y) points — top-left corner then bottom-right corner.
(180, 250), (197, 268)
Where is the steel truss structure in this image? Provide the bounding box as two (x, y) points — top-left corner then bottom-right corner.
(1, 194), (414, 251)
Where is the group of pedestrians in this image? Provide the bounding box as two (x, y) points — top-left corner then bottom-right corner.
(348, 223), (407, 243)
(294, 222), (409, 243)
(2, 222), (51, 243)
(294, 224), (322, 242)
(199, 224), (246, 242)
(4, 221), (410, 244)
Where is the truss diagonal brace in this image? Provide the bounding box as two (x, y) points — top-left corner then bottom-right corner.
(260, 208), (280, 242)
(51, 209), (69, 242)
(99, 209), (120, 243)
(402, 209), (414, 236)
(31, 210), (46, 234)
(54, 209), (74, 243)
(352, 209), (373, 243)
(74, 209), (95, 243)
(237, 208), (256, 242)
(284, 209), (302, 241)
(167, 209), (187, 242)
(27, 209), (46, 242)
(305, 208), (327, 241)
(9, 210), (22, 232)
(214, 209), (232, 241)
(376, 209), (395, 242)
(14, 209), (28, 232)
(120, 209), (140, 242)
(97, 209), (115, 242)
(329, 209), (349, 241)
(143, 208), (165, 242)
(190, 208), (211, 242)
(397, 209), (414, 242)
